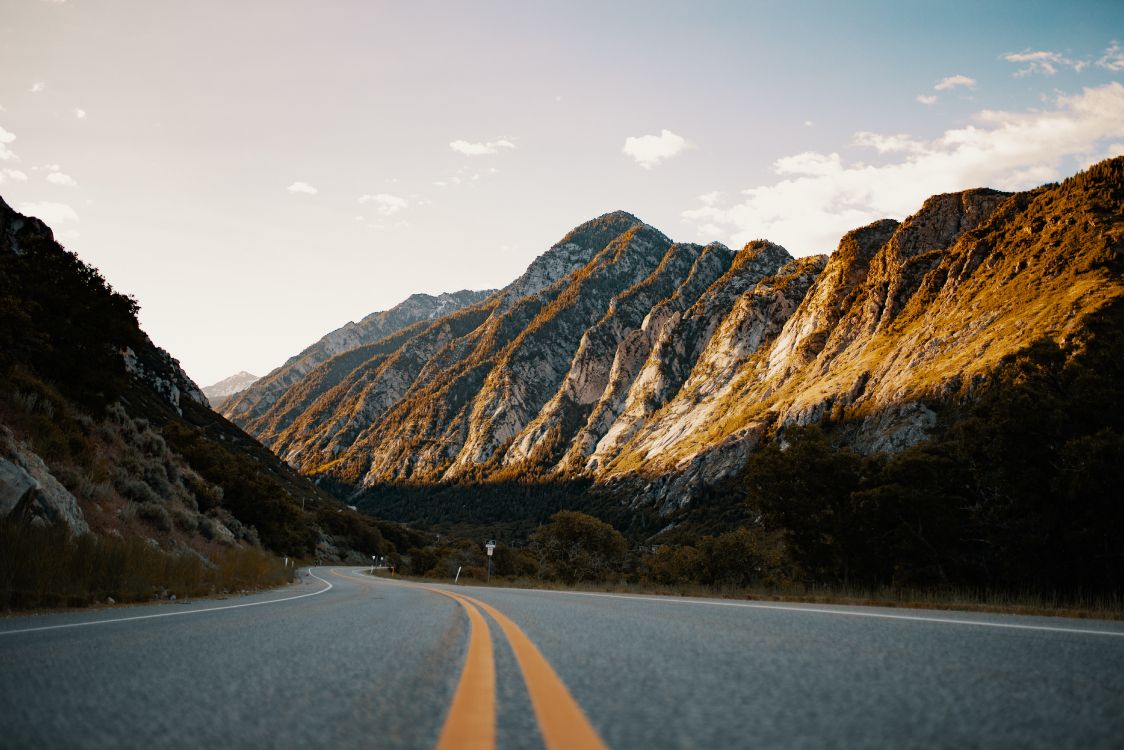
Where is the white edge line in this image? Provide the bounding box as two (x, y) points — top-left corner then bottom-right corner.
(484, 587), (1124, 638)
(321, 568), (1124, 639)
(0, 569), (334, 636)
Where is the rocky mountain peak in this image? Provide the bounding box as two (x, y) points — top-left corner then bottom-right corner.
(732, 240), (794, 276)
(890, 188), (1011, 259)
(498, 211), (647, 307)
(202, 371), (260, 404)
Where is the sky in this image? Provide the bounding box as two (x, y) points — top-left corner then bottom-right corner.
(2, 0), (1123, 386)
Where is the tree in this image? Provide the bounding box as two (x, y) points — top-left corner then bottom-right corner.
(744, 425), (865, 584)
(529, 511), (626, 583)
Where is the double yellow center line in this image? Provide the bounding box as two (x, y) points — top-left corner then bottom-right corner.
(331, 570), (608, 750)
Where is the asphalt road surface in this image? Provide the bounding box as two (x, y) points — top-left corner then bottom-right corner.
(2, 567), (1123, 749)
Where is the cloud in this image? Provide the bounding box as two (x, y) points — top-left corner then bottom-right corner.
(804, 120), (814, 128)
(1099, 41), (1124, 72)
(18, 201), (79, 224)
(1078, 142), (1124, 169)
(916, 94), (938, 106)
(1003, 49), (1086, 77)
(449, 138), (516, 156)
(46, 171), (77, 187)
(622, 129), (690, 169)
(358, 193), (408, 216)
(851, 132), (927, 155)
(30, 82), (45, 93)
(934, 75), (976, 91)
(0, 169), (27, 186)
(682, 82), (1124, 256)
(75, 108), (86, 119)
(0, 125), (16, 161)
(286, 181), (317, 195)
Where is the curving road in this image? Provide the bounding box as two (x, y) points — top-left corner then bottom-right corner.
(2, 567), (1123, 749)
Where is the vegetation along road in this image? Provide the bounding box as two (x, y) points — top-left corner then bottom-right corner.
(2, 567), (1123, 749)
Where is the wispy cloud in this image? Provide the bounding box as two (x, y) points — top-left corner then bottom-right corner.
(30, 82), (45, 94)
(449, 138), (515, 156)
(1003, 49), (1086, 77)
(18, 201), (79, 224)
(286, 181), (318, 195)
(358, 193), (408, 216)
(46, 171), (77, 187)
(622, 129), (690, 169)
(431, 166), (500, 188)
(1099, 41), (1124, 72)
(916, 94), (938, 106)
(0, 168), (28, 185)
(683, 82), (1124, 255)
(934, 75), (976, 91)
(74, 108), (86, 119)
(0, 125), (16, 161)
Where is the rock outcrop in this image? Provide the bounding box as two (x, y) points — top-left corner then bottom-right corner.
(0, 428), (89, 535)
(123, 344), (208, 414)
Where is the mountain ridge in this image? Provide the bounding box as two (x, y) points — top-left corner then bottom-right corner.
(221, 159), (1123, 519)
(222, 288), (494, 428)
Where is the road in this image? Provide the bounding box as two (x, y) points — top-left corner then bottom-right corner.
(2, 567), (1123, 749)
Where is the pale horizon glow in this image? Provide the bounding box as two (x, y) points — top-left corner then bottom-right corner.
(1, 1), (1122, 385)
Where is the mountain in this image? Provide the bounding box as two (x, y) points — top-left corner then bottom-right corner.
(0, 195), (425, 590)
(224, 159), (1123, 524)
(201, 370), (258, 408)
(220, 289), (493, 428)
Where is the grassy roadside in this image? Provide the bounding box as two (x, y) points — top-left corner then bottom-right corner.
(0, 519), (295, 611)
(367, 570), (1124, 622)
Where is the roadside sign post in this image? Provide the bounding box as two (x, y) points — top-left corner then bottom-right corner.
(485, 540), (496, 581)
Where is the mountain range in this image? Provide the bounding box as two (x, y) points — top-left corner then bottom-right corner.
(2, 157), (1121, 599)
(221, 158), (1123, 520)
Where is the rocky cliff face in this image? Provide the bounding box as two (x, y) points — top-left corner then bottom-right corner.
(228, 159), (1124, 515)
(122, 342), (209, 415)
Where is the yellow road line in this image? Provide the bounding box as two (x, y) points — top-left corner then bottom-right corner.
(333, 569), (608, 750)
(454, 591), (609, 750)
(429, 589), (496, 750)
(330, 571), (496, 749)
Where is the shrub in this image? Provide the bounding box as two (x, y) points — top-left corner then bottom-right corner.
(530, 510), (627, 583)
(114, 474), (162, 505)
(134, 502), (172, 533)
